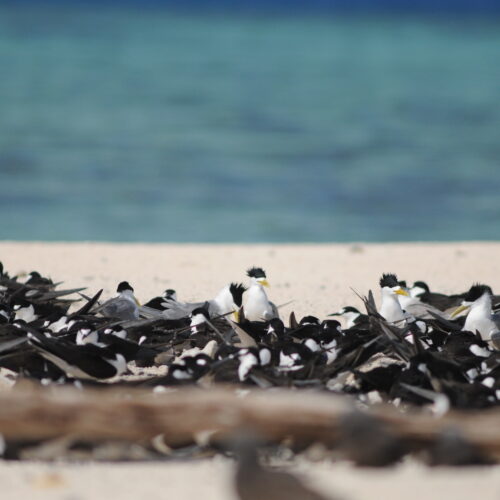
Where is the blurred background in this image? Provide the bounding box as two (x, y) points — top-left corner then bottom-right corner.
(1, 1), (499, 243)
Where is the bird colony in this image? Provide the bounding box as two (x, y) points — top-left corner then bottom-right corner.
(1, 262), (500, 464)
(1, 262), (499, 406)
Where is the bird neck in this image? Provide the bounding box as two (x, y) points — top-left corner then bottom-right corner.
(248, 282), (267, 299)
(119, 290), (136, 303)
(466, 293), (492, 324)
(380, 288), (405, 322)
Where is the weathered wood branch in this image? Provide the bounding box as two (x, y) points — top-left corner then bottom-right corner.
(1, 385), (500, 458)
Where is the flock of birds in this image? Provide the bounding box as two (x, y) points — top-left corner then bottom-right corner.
(1, 261), (500, 413)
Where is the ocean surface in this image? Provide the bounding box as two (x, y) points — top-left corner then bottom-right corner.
(0, 4), (499, 243)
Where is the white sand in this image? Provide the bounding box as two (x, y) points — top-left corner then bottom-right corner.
(1, 241), (500, 500)
(1, 241), (499, 319)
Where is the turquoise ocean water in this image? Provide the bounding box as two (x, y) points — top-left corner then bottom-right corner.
(0, 5), (499, 242)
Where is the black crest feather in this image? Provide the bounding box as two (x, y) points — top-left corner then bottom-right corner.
(464, 283), (492, 302)
(379, 273), (399, 289)
(246, 267), (266, 279)
(117, 281), (134, 293)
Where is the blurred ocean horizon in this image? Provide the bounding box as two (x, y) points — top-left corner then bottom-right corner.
(1, 3), (499, 243)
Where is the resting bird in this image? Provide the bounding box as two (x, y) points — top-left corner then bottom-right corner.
(143, 288), (177, 310)
(329, 306), (368, 329)
(143, 282), (244, 321)
(378, 274), (410, 324)
(451, 284), (500, 344)
(243, 267), (279, 322)
(94, 282), (140, 320)
(27, 331), (127, 380)
(396, 285), (449, 321)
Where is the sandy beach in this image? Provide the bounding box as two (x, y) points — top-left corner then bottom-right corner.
(1, 241), (499, 320)
(1, 240), (500, 500)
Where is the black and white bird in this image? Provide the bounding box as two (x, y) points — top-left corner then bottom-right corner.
(190, 307), (211, 335)
(451, 285), (500, 345)
(143, 289), (177, 310)
(329, 306), (368, 329)
(145, 282), (243, 321)
(27, 330), (128, 380)
(413, 281), (500, 313)
(243, 267), (279, 322)
(378, 273), (410, 324)
(11, 298), (38, 324)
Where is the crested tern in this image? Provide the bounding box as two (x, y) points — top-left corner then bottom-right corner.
(451, 285), (500, 343)
(243, 267), (279, 322)
(378, 273), (410, 324)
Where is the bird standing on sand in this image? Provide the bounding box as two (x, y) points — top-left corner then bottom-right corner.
(243, 267), (279, 322)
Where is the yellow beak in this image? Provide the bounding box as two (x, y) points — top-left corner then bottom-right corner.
(450, 304), (470, 319)
(395, 288), (409, 297)
(259, 279), (270, 288)
(135, 298), (141, 306)
(233, 310), (240, 323)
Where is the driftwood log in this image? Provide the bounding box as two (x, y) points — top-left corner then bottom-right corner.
(0, 384), (500, 459)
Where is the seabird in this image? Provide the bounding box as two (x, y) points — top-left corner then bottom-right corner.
(190, 307), (211, 335)
(243, 267), (279, 322)
(329, 306), (368, 329)
(414, 281), (500, 312)
(143, 289), (177, 310)
(147, 282), (243, 321)
(396, 285), (449, 321)
(74, 321), (100, 345)
(95, 281), (140, 320)
(378, 273), (410, 324)
(27, 331), (127, 380)
(451, 285), (500, 344)
(11, 298), (38, 324)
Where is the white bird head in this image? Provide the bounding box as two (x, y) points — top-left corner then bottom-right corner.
(246, 267), (270, 288)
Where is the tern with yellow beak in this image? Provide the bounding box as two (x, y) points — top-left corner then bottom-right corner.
(243, 267), (279, 322)
(450, 284), (500, 343)
(378, 273), (411, 324)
